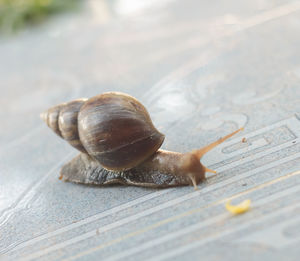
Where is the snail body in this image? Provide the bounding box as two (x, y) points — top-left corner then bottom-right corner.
(41, 92), (242, 189)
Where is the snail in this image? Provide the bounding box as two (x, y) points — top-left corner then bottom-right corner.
(41, 92), (243, 189)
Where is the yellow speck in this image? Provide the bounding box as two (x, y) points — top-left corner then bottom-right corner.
(225, 199), (251, 214)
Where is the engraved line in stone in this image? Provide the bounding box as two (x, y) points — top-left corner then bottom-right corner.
(16, 155), (300, 261)
(146, 204), (300, 261)
(64, 176), (300, 261)
(5, 119), (300, 254)
(0, 152), (76, 227)
(6, 189), (172, 254)
(104, 184), (300, 261)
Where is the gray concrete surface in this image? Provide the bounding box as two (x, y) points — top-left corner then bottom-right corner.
(0, 0), (300, 260)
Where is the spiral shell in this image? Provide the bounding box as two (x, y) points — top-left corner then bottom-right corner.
(41, 92), (165, 171)
(78, 92), (164, 171)
(41, 98), (87, 153)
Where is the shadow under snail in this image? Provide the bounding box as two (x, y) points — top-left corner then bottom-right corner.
(41, 92), (243, 189)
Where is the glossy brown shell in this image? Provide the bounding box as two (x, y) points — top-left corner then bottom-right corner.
(78, 92), (165, 171)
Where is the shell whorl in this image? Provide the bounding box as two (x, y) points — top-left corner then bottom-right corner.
(77, 92), (165, 171)
(41, 98), (88, 153)
(42, 92), (165, 171)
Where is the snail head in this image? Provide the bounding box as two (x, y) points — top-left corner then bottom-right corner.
(181, 127), (244, 189)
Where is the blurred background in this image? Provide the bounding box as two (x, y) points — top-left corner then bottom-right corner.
(1, 1), (300, 260)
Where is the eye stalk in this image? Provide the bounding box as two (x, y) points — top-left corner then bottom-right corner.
(180, 127), (244, 189)
(192, 127), (244, 159)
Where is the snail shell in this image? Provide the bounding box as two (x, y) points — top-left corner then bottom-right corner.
(41, 92), (165, 171)
(41, 99), (87, 153)
(42, 92), (243, 189)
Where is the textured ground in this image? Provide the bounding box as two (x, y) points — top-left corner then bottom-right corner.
(0, 0), (300, 260)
